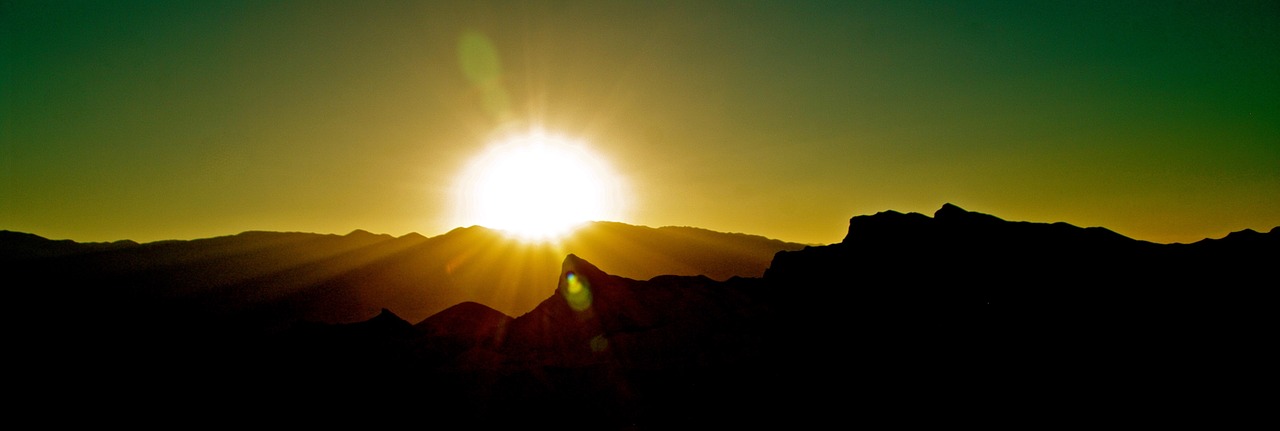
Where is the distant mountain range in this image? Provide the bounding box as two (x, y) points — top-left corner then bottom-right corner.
(2, 221), (803, 325)
(5, 205), (1275, 427)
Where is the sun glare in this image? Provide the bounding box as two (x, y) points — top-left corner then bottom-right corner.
(454, 132), (628, 241)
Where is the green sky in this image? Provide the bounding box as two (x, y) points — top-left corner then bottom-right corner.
(3, 0), (1278, 244)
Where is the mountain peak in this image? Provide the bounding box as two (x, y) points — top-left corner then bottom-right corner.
(1219, 228), (1265, 243)
(368, 308), (410, 326)
(398, 232), (427, 241)
(346, 229), (393, 240)
(416, 301), (512, 339)
(934, 203), (967, 218)
(560, 254), (608, 289)
(842, 209), (932, 244)
(933, 203), (1006, 225)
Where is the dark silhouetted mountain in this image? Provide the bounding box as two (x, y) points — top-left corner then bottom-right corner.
(498, 254), (769, 370)
(357, 307), (415, 331)
(8, 204), (1275, 428)
(415, 301), (512, 338)
(762, 203), (1276, 422)
(412, 301), (514, 369)
(4, 221), (803, 329)
(257, 253), (780, 427)
(0, 230), (139, 259)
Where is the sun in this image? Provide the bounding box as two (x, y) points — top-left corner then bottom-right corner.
(454, 131), (628, 241)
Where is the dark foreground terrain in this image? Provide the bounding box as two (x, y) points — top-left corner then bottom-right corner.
(7, 204), (1275, 427)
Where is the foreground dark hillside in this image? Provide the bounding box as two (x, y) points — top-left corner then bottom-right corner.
(6, 204), (1275, 427)
(763, 204), (1277, 418)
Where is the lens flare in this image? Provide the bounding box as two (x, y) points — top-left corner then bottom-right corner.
(457, 31), (510, 121)
(563, 271), (592, 311)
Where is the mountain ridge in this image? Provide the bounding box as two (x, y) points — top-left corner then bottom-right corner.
(271, 203), (1275, 426)
(7, 203), (1275, 427)
(4, 219), (805, 324)
(7, 203), (1271, 252)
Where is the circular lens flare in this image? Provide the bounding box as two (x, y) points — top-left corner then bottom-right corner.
(563, 271), (592, 311)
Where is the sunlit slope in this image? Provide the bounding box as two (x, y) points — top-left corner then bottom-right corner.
(286, 222), (805, 323)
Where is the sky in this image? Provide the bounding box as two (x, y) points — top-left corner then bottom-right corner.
(3, 0), (1278, 245)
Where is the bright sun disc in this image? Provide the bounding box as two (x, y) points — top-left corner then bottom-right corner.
(454, 132), (627, 241)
